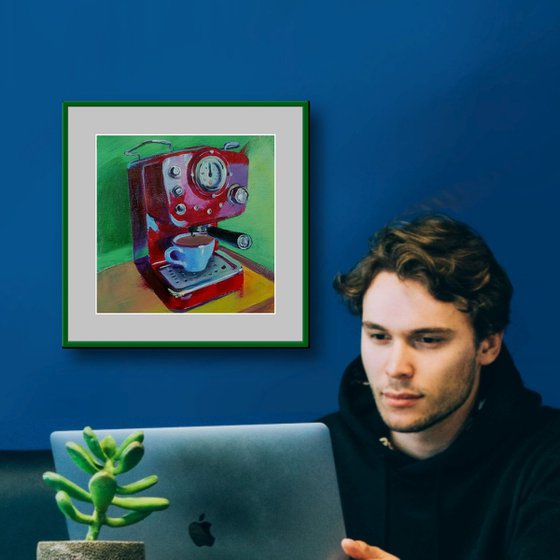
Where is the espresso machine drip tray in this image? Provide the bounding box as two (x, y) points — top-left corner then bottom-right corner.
(157, 250), (243, 297)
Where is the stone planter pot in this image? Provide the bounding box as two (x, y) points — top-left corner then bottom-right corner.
(37, 541), (145, 560)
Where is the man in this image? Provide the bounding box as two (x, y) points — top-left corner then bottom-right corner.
(322, 214), (560, 560)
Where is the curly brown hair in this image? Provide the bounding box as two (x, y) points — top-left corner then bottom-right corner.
(333, 214), (513, 341)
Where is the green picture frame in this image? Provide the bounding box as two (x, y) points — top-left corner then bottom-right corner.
(63, 101), (309, 348)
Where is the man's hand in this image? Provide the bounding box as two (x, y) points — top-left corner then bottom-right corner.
(341, 538), (400, 560)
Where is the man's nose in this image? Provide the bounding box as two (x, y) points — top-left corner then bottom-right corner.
(385, 341), (414, 378)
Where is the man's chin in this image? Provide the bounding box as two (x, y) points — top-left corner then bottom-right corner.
(378, 409), (425, 433)
(387, 422), (431, 434)
(382, 418), (428, 433)
(380, 405), (461, 434)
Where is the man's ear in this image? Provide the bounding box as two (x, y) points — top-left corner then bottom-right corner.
(478, 331), (504, 366)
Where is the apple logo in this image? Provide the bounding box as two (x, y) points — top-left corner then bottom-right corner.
(188, 513), (216, 547)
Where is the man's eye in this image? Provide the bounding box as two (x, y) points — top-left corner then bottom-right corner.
(416, 336), (444, 346)
(369, 333), (389, 341)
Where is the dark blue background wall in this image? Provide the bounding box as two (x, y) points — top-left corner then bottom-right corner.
(2, 0), (559, 449)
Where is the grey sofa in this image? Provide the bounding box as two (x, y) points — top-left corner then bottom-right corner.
(0, 451), (67, 560)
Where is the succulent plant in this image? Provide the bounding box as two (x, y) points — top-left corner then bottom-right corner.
(43, 426), (170, 541)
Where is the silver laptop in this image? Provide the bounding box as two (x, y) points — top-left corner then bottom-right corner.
(50, 423), (347, 560)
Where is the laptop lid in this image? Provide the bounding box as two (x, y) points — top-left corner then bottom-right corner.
(50, 423), (347, 560)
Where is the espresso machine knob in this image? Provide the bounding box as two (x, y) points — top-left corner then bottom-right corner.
(237, 234), (253, 249)
(169, 165), (182, 178)
(228, 185), (249, 205)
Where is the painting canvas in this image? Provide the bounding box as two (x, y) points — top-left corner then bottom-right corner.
(63, 102), (308, 347)
(96, 134), (275, 314)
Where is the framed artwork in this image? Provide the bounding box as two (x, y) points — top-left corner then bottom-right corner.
(63, 101), (309, 347)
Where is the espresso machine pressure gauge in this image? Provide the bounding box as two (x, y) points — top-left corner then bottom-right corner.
(195, 155), (228, 192)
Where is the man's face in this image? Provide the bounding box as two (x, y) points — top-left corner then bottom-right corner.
(361, 271), (498, 434)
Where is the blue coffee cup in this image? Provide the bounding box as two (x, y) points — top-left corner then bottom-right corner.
(164, 233), (215, 272)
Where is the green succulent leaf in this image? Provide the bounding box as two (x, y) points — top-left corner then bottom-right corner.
(101, 436), (118, 459)
(66, 442), (103, 475)
(43, 471), (92, 503)
(82, 427), (106, 461)
(89, 471), (117, 513)
(105, 510), (152, 527)
(55, 491), (94, 525)
(114, 441), (144, 474)
(114, 431), (145, 460)
(112, 496), (170, 512)
(116, 475), (159, 495)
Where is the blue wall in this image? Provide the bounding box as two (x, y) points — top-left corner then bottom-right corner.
(2, 0), (559, 449)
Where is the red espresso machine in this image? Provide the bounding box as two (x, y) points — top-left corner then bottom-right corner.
(125, 139), (253, 311)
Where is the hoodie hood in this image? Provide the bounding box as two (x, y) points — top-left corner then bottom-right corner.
(337, 344), (543, 470)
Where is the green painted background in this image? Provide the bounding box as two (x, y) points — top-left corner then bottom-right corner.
(96, 135), (275, 272)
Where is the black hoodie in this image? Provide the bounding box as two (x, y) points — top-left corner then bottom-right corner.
(321, 347), (560, 560)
